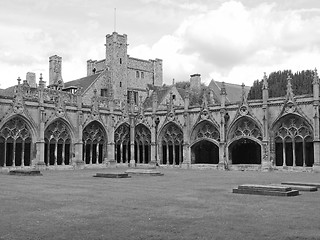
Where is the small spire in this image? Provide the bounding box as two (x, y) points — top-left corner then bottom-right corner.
(40, 73), (43, 81)
(172, 78), (175, 85)
(286, 74), (294, 99)
(17, 77), (21, 85)
(220, 82), (227, 95)
(262, 72), (268, 89)
(241, 83), (246, 103)
(313, 68), (319, 85)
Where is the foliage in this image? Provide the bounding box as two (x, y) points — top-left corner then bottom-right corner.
(248, 70), (314, 100)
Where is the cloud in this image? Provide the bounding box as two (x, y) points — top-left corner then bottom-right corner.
(129, 1), (320, 85)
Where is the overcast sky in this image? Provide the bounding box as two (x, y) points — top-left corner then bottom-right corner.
(1, 0), (320, 89)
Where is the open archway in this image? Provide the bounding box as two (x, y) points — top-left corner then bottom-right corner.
(191, 140), (219, 164)
(229, 138), (261, 164)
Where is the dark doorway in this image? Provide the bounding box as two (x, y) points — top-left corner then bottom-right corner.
(191, 141), (219, 164)
(230, 138), (261, 164)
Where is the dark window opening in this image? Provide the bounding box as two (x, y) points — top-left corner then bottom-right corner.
(120, 58), (122, 64)
(101, 89), (108, 97)
(120, 82), (122, 87)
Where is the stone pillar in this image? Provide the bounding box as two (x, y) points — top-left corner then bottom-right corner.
(73, 94), (84, 167)
(262, 72), (271, 170)
(129, 116), (135, 167)
(182, 91), (190, 168)
(219, 82), (228, 169)
(312, 69), (320, 172)
(35, 74), (46, 169)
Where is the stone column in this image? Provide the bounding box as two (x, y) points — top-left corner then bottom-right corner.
(129, 116), (135, 167)
(312, 69), (320, 172)
(35, 75), (46, 169)
(182, 91), (190, 168)
(261, 72), (270, 170)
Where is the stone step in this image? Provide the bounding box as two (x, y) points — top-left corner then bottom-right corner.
(125, 169), (164, 176)
(274, 184), (317, 192)
(9, 170), (42, 176)
(233, 188), (299, 197)
(237, 184), (293, 192)
(281, 182), (320, 188)
(94, 173), (130, 178)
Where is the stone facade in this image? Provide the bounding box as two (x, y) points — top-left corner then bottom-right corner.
(0, 70), (319, 172)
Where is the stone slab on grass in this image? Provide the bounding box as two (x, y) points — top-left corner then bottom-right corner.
(275, 184), (317, 192)
(9, 170), (42, 176)
(125, 169), (164, 176)
(233, 184), (299, 197)
(94, 173), (130, 178)
(281, 182), (320, 188)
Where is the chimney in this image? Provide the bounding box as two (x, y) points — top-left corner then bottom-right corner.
(26, 72), (36, 88)
(190, 74), (201, 90)
(49, 55), (63, 86)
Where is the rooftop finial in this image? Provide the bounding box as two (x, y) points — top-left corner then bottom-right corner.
(172, 78), (175, 85)
(286, 74), (294, 100)
(313, 68), (319, 85)
(262, 72), (268, 89)
(220, 81), (226, 95)
(17, 77), (21, 85)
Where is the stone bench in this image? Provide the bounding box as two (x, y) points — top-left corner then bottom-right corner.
(275, 184), (317, 192)
(281, 182), (320, 188)
(9, 170), (42, 176)
(233, 184), (299, 196)
(125, 169), (164, 176)
(93, 173), (130, 178)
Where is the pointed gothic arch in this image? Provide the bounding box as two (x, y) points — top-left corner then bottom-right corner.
(227, 116), (263, 164)
(82, 120), (107, 165)
(0, 116), (34, 167)
(272, 114), (314, 167)
(44, 119), (72, 166)
(190, 120), (220, 164)
(114, 123), (130, 164)
(135, 123), (151, 164)
(158, 122), (183, 165)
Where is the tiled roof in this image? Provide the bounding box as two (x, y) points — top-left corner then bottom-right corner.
(208, 80), (250, 103)
(63, 73), (101, 92)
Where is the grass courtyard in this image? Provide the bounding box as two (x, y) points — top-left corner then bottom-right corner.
(0, 168), (320, 240)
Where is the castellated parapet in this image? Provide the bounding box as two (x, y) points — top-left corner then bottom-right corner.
(49, 55), (63, 86)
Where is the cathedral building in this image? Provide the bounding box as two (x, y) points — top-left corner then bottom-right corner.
(0, 31), (319, 172)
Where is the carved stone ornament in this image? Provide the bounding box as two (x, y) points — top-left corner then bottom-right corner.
(200, 108), (209, 120)
(239, 105), (248, 116)
(167, 111), (175, 122)
(284, 101), (296, 114)
(12, 86), (25, 114)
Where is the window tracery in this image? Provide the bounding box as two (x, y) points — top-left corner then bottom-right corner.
(230, 119), (262, 141)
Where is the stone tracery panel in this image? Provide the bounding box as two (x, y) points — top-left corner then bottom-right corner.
(229, 118), (262, 141)
(193, 122), (220, 142)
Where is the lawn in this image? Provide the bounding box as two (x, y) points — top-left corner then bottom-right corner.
(0, 168), (319, 240)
